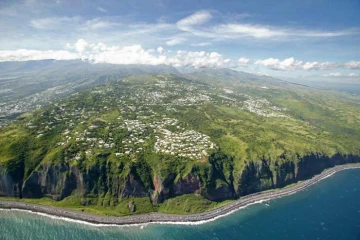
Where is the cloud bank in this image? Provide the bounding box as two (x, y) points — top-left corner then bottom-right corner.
(41, 39), (232, 68)
(254, 57), (360, 71)
(0, 39), (359, 76)
(175, 10), (358, 40)
(0, 49), (77, 62)
(323, 72), (360, 77)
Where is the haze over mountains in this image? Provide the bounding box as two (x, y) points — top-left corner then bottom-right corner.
(0, 60), (177, 121)
(1, 1), (360, 238)
(0, 60), (269, 120)
(1, 59), (358, 127)
(0, 59), (359, 216)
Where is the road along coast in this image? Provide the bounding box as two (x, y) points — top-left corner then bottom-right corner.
(1, 163), (359, 226)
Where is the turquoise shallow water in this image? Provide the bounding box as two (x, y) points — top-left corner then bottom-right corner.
(1, 169), (359, 240)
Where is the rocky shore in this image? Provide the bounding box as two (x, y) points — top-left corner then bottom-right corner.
(1, 163), (359, 226)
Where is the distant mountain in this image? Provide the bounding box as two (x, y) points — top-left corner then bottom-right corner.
(182, 67), (290, 87)
(0, 59), (57, 73)
(0, 60), (179, 120)
(0, 72), (359, 216)
(0, 59), (179, 75)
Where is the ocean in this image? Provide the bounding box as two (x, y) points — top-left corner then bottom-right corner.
(0, 169), (359, 240)
(287, 80), (360, 95)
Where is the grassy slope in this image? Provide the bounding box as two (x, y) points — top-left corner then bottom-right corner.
(0, 73), (359, 215)
(0, 194), (232, 216)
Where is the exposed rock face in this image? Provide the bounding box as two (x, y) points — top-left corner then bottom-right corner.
(235, 160), (274, 196)
(20, 163), (149, 202)
(235, 154), (360, 196)
(0, 167), (19, 197)
(122, 175), (148, 198)
(0, 153), (359, 204)
(151, 174), (175, 203)
(271, 160), (296, 188)
(173, 174), (201, 195)
(22, 164), (77, 200)
(207, 184), (234, 201)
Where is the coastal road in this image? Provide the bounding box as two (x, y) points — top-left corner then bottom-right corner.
(0, 163), (359, 226)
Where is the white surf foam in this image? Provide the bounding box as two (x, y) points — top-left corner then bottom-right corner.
(2, 165), (359, 228)
(4, 199), (272, 228)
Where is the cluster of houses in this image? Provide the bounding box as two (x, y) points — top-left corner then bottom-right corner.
(241, 98), (289, 118)
(151, 118), (215, 159)
(112, 117), (216, 160)
(115, 119), (150, 156)
(126, 78), (214, 107)
(0, 86), (71, 128)
(171, 94), (213, 106)
(205, 86), (291, 119)
(57, 127), (117, 150)
(20, 74), (293, 164)
(154, 128), (215, 159)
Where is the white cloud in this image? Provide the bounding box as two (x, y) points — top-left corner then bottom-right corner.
(30, 17), (81, 30)
(30, 16), (121, 32)
(215, 24), (285, 38)
(87, 44), (167, 65)
(175, 11), (358, 40)
(157, 47), (164, 54)
(168, 50), (230, 68)
(177, 10), (212, 31)
(238, 57), (250, 66)
(166, 38), (187, 46)
(254, 57), (343, 71)
(323, 72), (342, 77)
(302, 61), (337, 70)
(62, 39), (231, 68)
(74, 39), (89, 54)
(323, 72), (360, 77)
(1, 39), (359, 73)
(344, 61), (360, 69)
(254, 57), (300, 70)
(84, 18), (119, 30)
(0, 49), (77, 62)
(349, 73), (360, 77)
(212, 24), (355, 39)
(22, 10), (359, 56)
(255, 57), (360, 71)
(190, 42), (211, 47)
(97, 7), (107, 13)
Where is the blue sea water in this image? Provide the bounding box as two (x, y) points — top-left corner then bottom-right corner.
(290, 80), (360, 95)
(0, 169), (359, 240)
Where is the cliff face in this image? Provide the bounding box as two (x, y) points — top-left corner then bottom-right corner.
(0, 166), (19, 197)
(0, 153), (359, 204)
(173, 174), (200, 196)
(235, 153), (360, 196)
(20, 163), (149, 203)
(235, 160), (274, 196)
(22, 164), (77, 200)
(151, 174), (174, 203)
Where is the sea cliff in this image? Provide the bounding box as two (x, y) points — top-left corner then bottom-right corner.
(1, 152), (359, 207)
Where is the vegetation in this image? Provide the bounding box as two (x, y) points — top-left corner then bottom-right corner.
(0, 70), (359, 216)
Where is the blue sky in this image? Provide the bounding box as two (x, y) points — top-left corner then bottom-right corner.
(0, 0), (359, 80)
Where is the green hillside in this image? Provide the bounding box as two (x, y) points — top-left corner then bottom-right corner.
(0, 72), (359, 216)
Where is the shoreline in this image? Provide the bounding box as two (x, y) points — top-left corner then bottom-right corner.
(1, 163), (359, 227)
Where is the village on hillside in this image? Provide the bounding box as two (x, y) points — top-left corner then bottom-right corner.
(20, 75), (289, 162)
